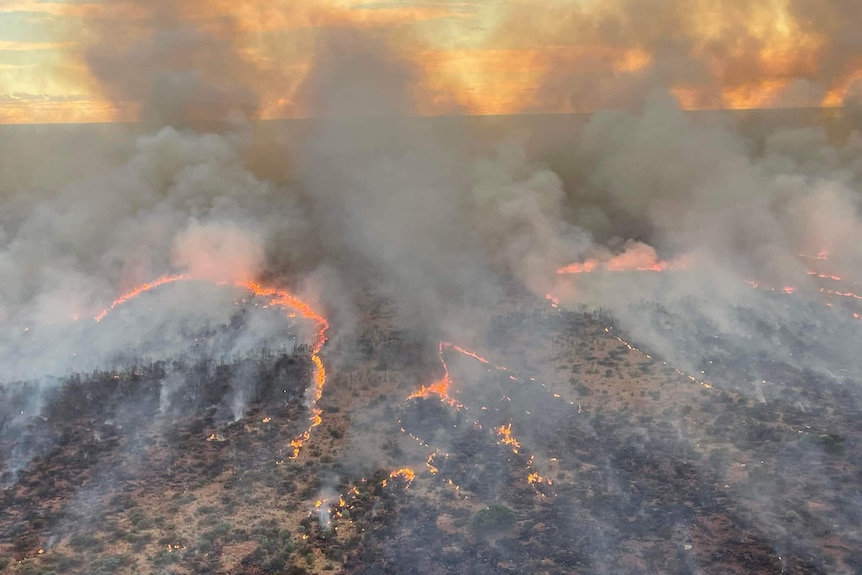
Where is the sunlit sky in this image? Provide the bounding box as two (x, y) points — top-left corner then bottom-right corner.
(1, 0), (859, 123)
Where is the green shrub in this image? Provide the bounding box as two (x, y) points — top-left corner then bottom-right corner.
(818, 433), (846, 455)
(92, 554), (123, 575)
(471, 504), (516, 537)
(68, 533), (103, 553)
(151, 550), (180, 567)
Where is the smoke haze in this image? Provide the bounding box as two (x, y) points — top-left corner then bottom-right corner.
(2, 1), (862, 572)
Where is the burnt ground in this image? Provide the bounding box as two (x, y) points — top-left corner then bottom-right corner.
(2, 288), (862, 575)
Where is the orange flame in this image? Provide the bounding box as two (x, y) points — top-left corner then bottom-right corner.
(389, 468), (416, 482)
(407, 341), (517, 406)
(820, 287), (862, 301)
(94, 274), (189, 321)
(242, 280), (329, 354)
(405, 342), (555, 494)
(808, 271), (843, 282)
(383, 467), (416, 488)
(800, 250), (830, 261)
(93, 274), (329, 459)
(448, 341), (512, 372)
(426, 453), (439, 474)
(558, 254), (691, 275)
(407, 341), (461, 407)
(448, 343), (495, 365)
(496, 423), (521, 454)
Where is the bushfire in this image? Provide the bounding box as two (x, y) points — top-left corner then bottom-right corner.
(556, 248), (862, 320)
(557, 254), (691, 275)
(496, 423), (521, 454)
(89, 274), (330, 459)
(406, 341), (461, 408)
(382, 468), (416, 488)
(94, 274), (189, 322)
(403, 341), (556, 492)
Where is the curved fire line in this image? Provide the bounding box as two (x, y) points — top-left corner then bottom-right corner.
(92, 274), (330, 459)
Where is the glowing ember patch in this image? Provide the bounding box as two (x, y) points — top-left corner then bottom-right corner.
(799, 250), (829, 261)
(820, 287), (862, 301)
(496, 423), (521, 454)
(383, 468), (416, 489)
(408, 374), (456, 405)
(449, 343), (494, 365)
(604, 326), (714, 391)
(426, 453), (439, 474)
(389, 468), (416, 482)
(808, 271), (843, 282)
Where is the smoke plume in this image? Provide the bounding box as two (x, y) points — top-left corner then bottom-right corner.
(2, 2), (862, 572)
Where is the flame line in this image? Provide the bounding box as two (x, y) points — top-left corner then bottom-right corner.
(94, 274), (189, 322)
(91, 274), (330, 459)
(405, 341), (556, 492)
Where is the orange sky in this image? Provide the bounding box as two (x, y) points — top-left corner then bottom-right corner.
(1, 0), (860, 123)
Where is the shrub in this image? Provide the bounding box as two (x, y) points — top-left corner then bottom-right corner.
(55, 555), (84, 571)
(818, 433), (846, 455)
(92, 554), (123, 575)
(69, 533), (103, 553)
(212, 521), (233, 538)
(471, 504), (516, 537)
(151, 550), (180, 567)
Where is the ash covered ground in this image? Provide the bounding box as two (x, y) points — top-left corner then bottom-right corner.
(2, 268), (862, 575)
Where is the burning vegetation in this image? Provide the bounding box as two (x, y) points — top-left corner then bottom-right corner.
(3, 266), (862, 574)
(3, 7), (862, 571)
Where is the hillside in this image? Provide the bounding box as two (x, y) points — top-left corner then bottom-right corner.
(2, 284), (861, 575)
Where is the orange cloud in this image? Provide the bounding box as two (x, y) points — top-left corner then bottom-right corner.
(3, 0), (862, 124)
(0, 97), (128, 125)
(458, 0), (862, 113)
